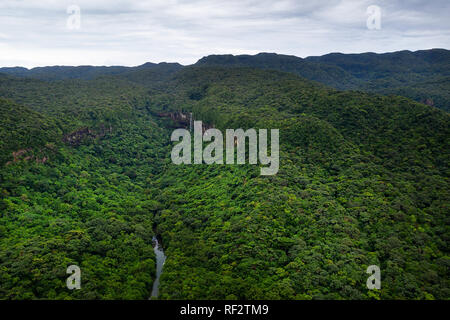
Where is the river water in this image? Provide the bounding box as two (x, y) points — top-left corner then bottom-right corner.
(150, 236), (166, 298)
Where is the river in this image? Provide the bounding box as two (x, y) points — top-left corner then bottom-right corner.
(150, 236), (166, 298)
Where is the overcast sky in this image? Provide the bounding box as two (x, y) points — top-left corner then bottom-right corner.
(0, 0), (449, 68)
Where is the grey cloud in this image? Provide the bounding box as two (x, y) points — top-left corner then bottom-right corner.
(0, 0), (448, 67)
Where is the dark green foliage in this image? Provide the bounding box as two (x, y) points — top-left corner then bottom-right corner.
(0, 112), (168, 299)
(0, 62), (183, 81)
(0, 98), (62, 165)
(145, 67), (450, 299)
(196, 49), (450, 111)
(0, 56), (449, 300)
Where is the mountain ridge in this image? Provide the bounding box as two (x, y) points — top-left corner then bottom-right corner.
(2, 48), (448, 110)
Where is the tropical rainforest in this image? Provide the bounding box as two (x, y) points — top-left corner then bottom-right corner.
(0, 49), (449, 300)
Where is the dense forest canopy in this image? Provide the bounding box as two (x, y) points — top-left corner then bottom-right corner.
(2, 49), (449, 111)
(0, 49), (449, 299)
(196, 49), (450, 111)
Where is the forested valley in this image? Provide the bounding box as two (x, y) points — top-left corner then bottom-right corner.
(0, 50), (449, 299)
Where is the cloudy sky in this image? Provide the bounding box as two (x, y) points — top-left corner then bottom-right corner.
(0, 0), (449, 68)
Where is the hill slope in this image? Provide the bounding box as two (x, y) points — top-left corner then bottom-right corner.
(195, 49), (450, 111)
(0, 62), (449, 300)
(147, 66), (450, 299)
(0, 62), (183, 81)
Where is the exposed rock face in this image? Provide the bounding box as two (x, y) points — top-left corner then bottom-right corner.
(63, 124), (112, 146)
(156, 111), (191, 128)
(12, 148), (31, 161)
(63, 127), (96, 146)
(423, 98), (434, 107)
(155, 111), (214, 133)
(6, 148), (49, 166)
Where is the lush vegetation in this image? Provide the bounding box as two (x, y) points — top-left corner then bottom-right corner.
(0, 62), (182, 81)
(5, 49), (449, 110)
(0, 52), (449, 299)
(197, 49), (450, 111)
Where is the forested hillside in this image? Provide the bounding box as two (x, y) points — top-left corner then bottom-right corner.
(147, 67), (450, 299)
(0, 58), (449, 299)
(196, 49), (450, 111)
(3, 49), (449, 111)
(0, 62), (183, 81)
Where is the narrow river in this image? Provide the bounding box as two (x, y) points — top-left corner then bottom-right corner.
(150, 236), (166, 298)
